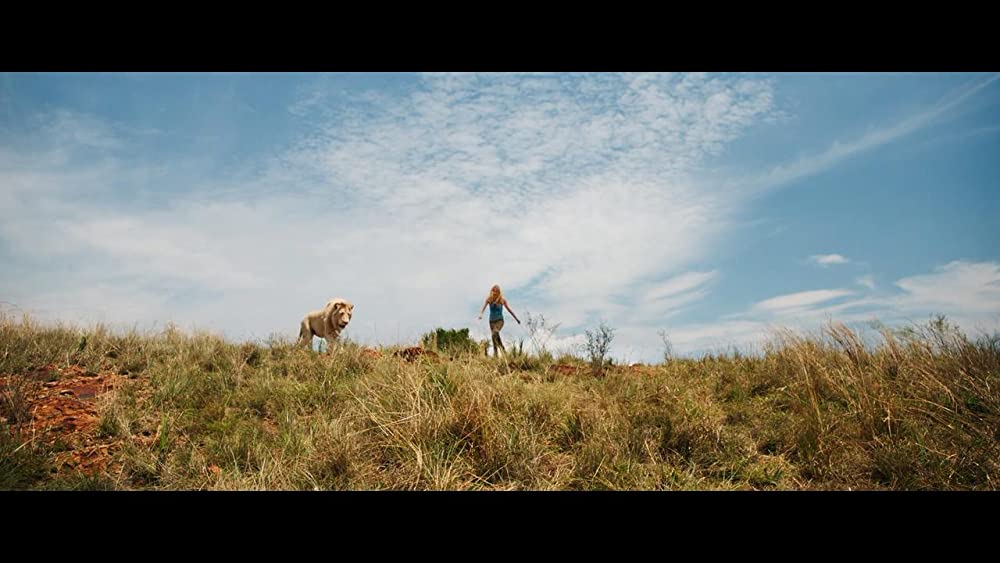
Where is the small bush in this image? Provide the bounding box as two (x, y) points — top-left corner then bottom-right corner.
(583, 321), (616, 376)
(421, 328), (481, 357)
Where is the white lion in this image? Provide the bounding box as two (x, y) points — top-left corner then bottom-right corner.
(298, 298), (354, 350)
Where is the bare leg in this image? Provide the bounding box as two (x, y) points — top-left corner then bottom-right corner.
(493, 332), (506, 357)
(490, 319), (506, 357)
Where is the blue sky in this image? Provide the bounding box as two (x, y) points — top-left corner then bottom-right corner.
(1, 72), (998, 361)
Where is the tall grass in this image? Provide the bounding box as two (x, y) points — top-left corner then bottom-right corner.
(1, 312), (996, 490)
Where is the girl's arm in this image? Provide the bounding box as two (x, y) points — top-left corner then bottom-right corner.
(478, 299), (489, 320)
(504, 300), (521, 324)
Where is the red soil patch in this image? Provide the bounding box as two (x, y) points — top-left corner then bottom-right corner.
(2, 364), (128, 475)
(361, 348), (382, 359)
(392, 347), (440, 362)
(550, 364), (581, 376)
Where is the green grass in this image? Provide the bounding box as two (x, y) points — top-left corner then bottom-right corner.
(1, 312), (997, 490)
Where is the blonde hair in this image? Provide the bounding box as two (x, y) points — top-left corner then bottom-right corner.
(486, 284), (504, 305)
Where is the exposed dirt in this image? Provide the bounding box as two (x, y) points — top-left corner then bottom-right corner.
(392, 347), (440, 362)
(1, 364), (127, 476)
(549, 364), (582, 376)
(361, 348), (382, 359)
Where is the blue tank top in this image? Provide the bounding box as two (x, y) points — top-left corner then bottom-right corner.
(489, 302), (503, 321)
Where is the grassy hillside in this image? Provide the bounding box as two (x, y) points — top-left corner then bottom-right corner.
(1, 313), (997, 490)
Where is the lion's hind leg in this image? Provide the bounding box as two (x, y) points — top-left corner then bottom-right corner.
(298, 317), (314, 347)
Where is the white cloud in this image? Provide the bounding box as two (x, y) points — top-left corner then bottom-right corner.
(664, 261), (1000, 356)
(751, 289), (854, 313)
(1, 283), (171, 331)
(808, 253), (850, 266)
(41, 109), (125, 151)
(642, 271), (718, 303)
(735, 73), (1000, 196)
(856, 275), (876, 289)
(893, 260), (1000, 316)
(658, 320), (774, 357)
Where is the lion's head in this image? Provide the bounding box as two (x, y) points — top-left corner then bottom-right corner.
(328, 300), (354, 331)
